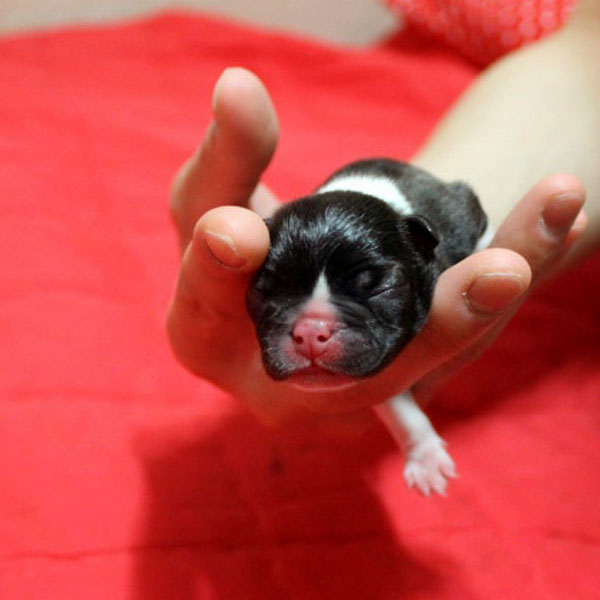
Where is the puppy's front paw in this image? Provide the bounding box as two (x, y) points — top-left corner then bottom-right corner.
(404, 436), (457, 496)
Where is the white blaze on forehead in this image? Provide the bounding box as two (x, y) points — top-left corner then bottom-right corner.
(312, 272), (330, 300)
(300, 272), (336, 317)
(317, 174), (414, 216)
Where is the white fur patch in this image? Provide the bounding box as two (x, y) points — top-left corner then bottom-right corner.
(317, 174), (414, 216)
(474, 221), (495, 252)
(300, 272), (335, 316)
(311, 272), (330, 301)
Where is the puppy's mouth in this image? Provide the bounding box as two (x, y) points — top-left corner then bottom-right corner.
(261, 328), (387, 385)
(286, 366), (358, 392)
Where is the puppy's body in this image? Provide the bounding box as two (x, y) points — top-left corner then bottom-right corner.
(248, 159), (491, 495)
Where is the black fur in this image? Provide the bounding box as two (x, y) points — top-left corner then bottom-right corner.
(247, 158), (487, 380)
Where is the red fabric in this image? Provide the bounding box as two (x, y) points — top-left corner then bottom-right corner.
(385, 0), (577, 64)
(1, 13), (599, 600)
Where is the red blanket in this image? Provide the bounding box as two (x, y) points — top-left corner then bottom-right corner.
(1, 13), (598, 599)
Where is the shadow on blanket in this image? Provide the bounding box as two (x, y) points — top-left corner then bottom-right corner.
(132, 413), (454, 599)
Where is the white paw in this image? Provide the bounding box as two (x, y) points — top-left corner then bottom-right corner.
(403, 436), (457, 497)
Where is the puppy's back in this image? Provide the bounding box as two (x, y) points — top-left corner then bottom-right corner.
(317, 158), (489, 270)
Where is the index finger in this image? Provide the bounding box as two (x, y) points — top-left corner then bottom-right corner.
(166, 206), (270, 378)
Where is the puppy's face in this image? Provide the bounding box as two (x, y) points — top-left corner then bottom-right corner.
(247, 192), (438, 391)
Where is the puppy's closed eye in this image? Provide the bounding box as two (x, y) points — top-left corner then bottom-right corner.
(350, 264), (408, 297)
(349, 268), (380, 295)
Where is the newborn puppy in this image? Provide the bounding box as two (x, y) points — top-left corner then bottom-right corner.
(247, 158), (492, 495)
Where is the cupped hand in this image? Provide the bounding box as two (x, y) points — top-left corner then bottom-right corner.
(167, 67), (586, 428)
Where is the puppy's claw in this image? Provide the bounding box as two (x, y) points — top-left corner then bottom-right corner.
(441, 461), (458, 479)
(403, 436), (457, 497)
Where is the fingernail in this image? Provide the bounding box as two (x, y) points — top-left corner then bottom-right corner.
(541, 192), (584, 237)
(204, 230), (248, 268)
(465, 272), (527, 315)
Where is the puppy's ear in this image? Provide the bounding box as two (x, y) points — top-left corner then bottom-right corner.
(404, 215), (439, 260)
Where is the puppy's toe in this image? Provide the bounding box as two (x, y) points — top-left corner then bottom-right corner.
(403, 436), (457, 497)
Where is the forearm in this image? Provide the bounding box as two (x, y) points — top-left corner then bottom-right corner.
(414, 1), (600, 260)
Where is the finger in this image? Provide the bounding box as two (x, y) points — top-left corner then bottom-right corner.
(397, 248), (532, 383)
(554, 208), (589, 272)
(564, 208), (589, 249)
(167, 206), (269, 373)
(173, 205), (269, 315)
(170, 67), (279, 248)
(491, 174), (586, 282)
(413, 177), (587, 401)
(453, 201), (587, 369)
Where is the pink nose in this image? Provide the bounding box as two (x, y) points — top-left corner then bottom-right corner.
(292, 317), (334, 359)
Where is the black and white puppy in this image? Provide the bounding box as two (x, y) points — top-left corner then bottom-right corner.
(247, 158), (492, 495)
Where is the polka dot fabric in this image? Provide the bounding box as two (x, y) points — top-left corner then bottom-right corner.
(385, 0), (578, 64)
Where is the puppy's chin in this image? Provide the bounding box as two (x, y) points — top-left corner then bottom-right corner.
(286, 367), (359, 393)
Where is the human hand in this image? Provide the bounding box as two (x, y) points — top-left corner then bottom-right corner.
(412, 173), (587, 402)
(167, 67), (586, 429)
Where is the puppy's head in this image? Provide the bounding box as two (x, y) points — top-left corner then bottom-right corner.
(246, 192), (438, 390)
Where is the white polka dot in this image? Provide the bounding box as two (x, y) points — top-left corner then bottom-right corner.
(540, 9), (558, 30)
(519, 19), (538, 39)
(501, 29), (521, 47)
(519, 0), (536, 20)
